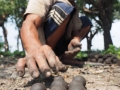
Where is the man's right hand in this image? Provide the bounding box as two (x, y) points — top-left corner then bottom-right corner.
(16, 14), (67, 78)
(16, 45), (67, 78)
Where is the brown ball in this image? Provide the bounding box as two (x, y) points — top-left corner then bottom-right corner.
(68, 85), (86, 90)
(72, 75), (86, 86)
(30, 83), (46, 90)
(90, 58), (97, 62)
(51, 86), (67, 90)
(98, 58), (104, 63)
(104, 58), (112, 64)
(116, 60), (120, 66)
(54, 76), (64, 81)
(112, 59), (118, 64)
(50, 80), (68, 89)
(103, 54), (111, 60)
(69, 80), (83, 88)
(94, 54), (100, 59)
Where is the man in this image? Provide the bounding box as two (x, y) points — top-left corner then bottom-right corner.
(16, 0), (92, 78)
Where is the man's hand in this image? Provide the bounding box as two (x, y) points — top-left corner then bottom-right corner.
(16, 45), (67, 78)
(65, 38), (81, 58)
(16, 14), (67, 78)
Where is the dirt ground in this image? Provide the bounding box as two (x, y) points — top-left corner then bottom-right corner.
(0, 57), (120, 90)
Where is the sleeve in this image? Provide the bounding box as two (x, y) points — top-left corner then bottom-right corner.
(66, 3), (82, 40)
(23, 0), (53, 20)
(72, 3), (82, 31)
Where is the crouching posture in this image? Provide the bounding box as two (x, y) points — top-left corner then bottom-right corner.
(16, 0), (92, 78)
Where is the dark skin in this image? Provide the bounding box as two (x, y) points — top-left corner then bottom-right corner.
(16, 0), (90, 78)
(16, 14), (68, 77)
(61, 26), (91, 65)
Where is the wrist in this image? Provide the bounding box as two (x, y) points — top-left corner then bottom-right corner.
(72, 30), (82, 41)
(23, 41), (42, 53)
(73, 36), (81, 42)
(24, 44), (40, 52)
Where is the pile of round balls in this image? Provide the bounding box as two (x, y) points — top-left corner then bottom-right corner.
(30, 75), (86, 90)
(87, 53), (120, 65)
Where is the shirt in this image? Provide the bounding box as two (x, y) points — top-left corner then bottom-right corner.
(24, 0), (82, 44)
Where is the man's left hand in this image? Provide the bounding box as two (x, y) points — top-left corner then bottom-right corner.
(65, 38), (81, 58)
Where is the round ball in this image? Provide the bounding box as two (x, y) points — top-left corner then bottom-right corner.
(68, 85), (86, 90)
(51, 80), (68, 89)
(30, 83), (46, 90)
(54, 76), (64, 81)
(90, 59), (97, 62)
(104, 58), (112, 64)
(112, 59), (118, 64)
(98, 58), (104, 63)
(51, 86), (67, 90)
(72, 75), (86, 86)
(69, 80), (83, 88)
(116, 60), (120, 66)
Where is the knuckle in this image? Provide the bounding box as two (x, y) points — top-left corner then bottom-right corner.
(26, 56), (31, 62)
(43, 45), (51, 49)
(36, 53), (46, 60)
(49, 62), (55, 67)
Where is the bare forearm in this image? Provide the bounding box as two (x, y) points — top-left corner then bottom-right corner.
(72, 30), (82, 42)
(72, 26), (91, 42)
(20, 21), (42, 52)
(73, 26), (91, 42)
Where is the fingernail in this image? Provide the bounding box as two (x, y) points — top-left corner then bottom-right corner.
(61, 65), (68, 72)
(43, 69), (51, 77)
(46, 71), (51, 77)
(32, 71), (40, 78)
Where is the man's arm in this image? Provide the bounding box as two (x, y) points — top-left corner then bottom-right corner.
(16, 14), (67, 78)
(21, 14), (43, 51)
(64, 25), (91, 58)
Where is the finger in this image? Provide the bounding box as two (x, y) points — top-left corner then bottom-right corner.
(68, 46), (80, 53)
(64, 47), (80, 57)
(43, 49), (59, 73)
(16, 58), (26, 77)
(73, 47), (81, 53)
(26, 56), (40, 78)
(68, 44), (81, 51)
(56, 56), (68, 72)
(75, 43), (82, 48)
(35, 54), (51, 77)
(73, 42), (81, 46)
(65, 50), (73, 55)
(72, 43), (81, 50)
